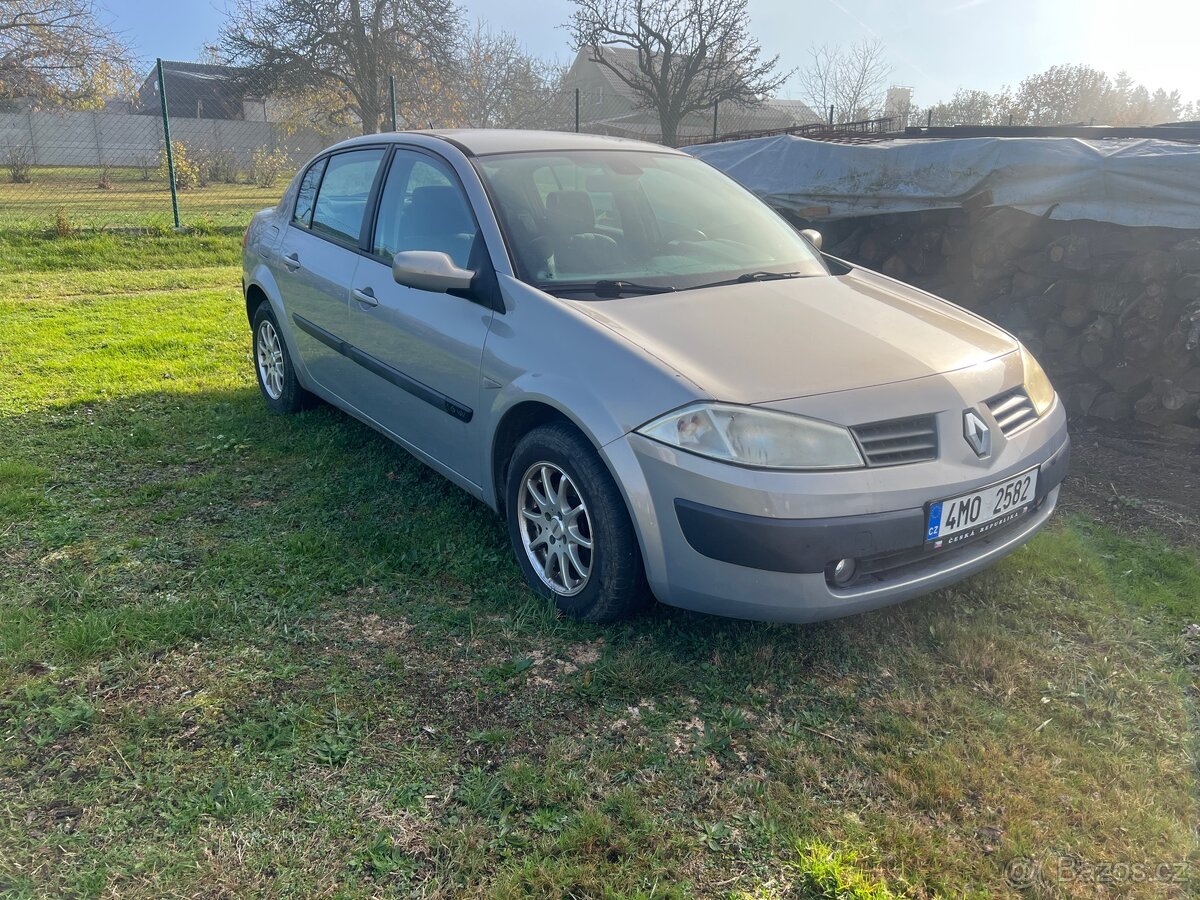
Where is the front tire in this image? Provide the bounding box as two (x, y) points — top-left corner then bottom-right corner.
(505, 424), (650, 623)
(251, 301), (312, 414)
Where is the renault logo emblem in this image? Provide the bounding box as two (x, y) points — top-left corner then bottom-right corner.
(963, 410), (992, 458)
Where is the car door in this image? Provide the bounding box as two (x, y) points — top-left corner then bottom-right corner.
(343, 148), (494, 486)
(274, 147), (385, 398)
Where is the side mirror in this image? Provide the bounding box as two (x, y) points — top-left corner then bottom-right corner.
(800, 229), (823, 251)
(391, 250), (475, 293)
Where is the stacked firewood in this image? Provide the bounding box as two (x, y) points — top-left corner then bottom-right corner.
(817, 208), (1200, 429)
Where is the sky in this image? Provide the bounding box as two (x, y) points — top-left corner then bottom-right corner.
(102, 0), (1199, 107)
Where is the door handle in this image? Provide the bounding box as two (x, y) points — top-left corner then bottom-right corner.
(352, 287), (378, 307)
(283, 252), (301, 270)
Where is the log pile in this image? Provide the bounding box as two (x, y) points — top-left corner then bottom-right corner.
(816, 208), (1200, 430)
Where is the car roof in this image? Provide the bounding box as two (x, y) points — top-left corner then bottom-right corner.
(328, 129), (688, 158)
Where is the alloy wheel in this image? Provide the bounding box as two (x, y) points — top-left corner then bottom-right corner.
(516, 461), (593, 596)
(256, 319), (285, 400)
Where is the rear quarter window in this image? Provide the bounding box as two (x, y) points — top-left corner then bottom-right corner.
(292, 158), (326, 228)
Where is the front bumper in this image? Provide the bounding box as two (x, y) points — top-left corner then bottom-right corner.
(605, 387), (1070, 623)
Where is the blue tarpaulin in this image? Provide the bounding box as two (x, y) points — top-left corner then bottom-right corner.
(687, 135), (1200, 230)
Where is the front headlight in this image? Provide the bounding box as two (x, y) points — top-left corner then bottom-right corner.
(636, 402), (864, 469)
(1020, 345), (1056, 416)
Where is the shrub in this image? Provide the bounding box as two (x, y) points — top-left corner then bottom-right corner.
(53, 207), (77, 237)
(250, 145), (290, 188)
(133, 153), (154, 181)
(159, 140), (200, 191)
(5, 144), (32, 183)
(194, 146), (239, 185)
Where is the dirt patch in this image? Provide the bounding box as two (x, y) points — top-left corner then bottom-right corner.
(324, 611), (413, 647)
(1061, 417), (1200, 546)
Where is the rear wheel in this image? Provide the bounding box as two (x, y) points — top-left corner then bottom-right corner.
(251, 301), (312, 414)
(505, 423), (650, 623)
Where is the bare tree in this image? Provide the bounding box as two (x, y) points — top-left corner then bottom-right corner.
(449, 23), (564, 129)
(799, 39), (890, 124)
(219, 0), (461, 134)
(0, 0), (134, 106)
(567, 0), (789, 146)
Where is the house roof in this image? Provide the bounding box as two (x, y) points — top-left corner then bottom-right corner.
(566, 48), (822, 126)
(154, 61), (252, 81)
(577, 47), (645, 100)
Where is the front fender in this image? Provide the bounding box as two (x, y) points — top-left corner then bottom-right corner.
(481, 379), (669, 591)
(479, 277), (702, 578)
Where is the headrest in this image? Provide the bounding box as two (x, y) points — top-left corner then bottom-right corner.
(545, 190), (595, 234)
(408, 185), (472, 234)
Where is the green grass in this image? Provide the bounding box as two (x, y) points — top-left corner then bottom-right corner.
(1, 230), (1198, 897)
(0, 165), (283, 230)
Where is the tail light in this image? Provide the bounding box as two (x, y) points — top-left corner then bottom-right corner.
(242, 225), (251, 249)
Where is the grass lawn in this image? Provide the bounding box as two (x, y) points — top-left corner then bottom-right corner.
(0, 166), (284, 230)
(1, 231), (1198, 898)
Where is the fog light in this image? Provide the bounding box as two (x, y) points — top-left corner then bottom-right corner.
(831, 557), (857, 587)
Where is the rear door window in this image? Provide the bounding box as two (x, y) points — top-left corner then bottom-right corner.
(310, 148), (385, 244)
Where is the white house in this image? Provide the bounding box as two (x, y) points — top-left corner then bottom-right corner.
(562, 47), (822, 143)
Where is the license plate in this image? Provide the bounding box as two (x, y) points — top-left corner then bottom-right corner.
(926, 467), (1038, 546)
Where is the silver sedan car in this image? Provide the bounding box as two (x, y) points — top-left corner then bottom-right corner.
(242, 130), (1069, 623)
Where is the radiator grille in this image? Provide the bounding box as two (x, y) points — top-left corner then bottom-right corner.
(851, 415), (939, 467)
(986, 387), (1039, 436)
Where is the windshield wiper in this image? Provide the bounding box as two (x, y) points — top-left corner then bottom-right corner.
(690, 270), (806, 290)
(545, 280), (677, 298)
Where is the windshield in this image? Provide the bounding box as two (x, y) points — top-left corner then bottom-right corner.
(474, 149), (828, 297)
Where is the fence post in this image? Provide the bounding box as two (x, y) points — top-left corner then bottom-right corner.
(156, 58), (181, 229)
(712, 101), (718, 140)
(26, 108), (36, 162)
(574, 88), (580, 133)
(91, 109), (103, 167)
(388, 75), (398, 131)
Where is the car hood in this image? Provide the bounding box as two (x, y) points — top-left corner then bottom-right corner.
(574, 267), (1019, 404)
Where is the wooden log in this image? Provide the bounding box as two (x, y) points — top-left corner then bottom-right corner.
(899, 238), (935, 276)
(1173, 237), (1200, 274)
(1133, 377), (1200, 427)
(919, 228), (945, 253)
(1043, 279), (1089, 307)
(1047, 234), (1091, 271)
(1061, 305), (1089, 328)
(1066, 380), (1105, 416)
(1134, 293), (1165, 322)
(1174, 274), (1200, 301)
(882, 254), (908, 279)
(1083, 315), (1115, 345)
(1085, 282), (1137, 316)
(1079, 341), (1105, 369)
(858, 232), (889, 264)
(1179, 367), (1200, 394)
(1089, 391), (1133, 421)
(1118, 320), (1163, 361)
(1097, 361), (1152, 396)
(1042, 322), (1069, 351)
(1120, 250), (1180, 284)
(1012, 270), (1050, 300)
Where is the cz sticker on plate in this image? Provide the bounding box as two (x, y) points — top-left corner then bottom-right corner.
(926, 466), (1038, 549)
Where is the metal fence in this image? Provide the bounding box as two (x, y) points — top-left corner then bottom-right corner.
(0, 57), (827, 231)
